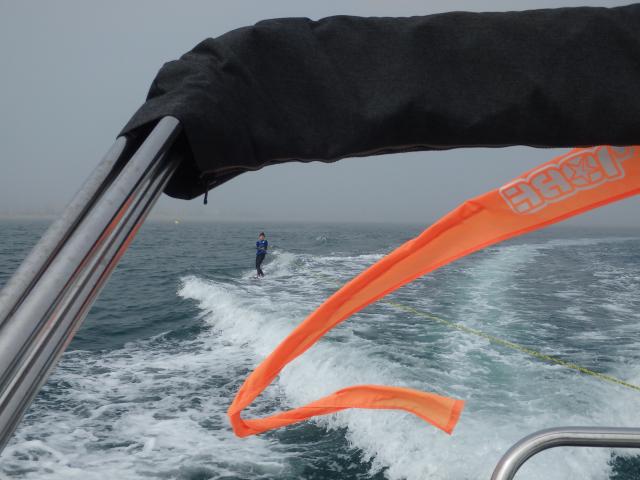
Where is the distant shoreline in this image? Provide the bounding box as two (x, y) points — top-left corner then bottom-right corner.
(1, 215), (639, 231)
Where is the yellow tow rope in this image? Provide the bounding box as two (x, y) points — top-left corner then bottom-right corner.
(307, 269), (639, 393)
(387, 301), (640, 393)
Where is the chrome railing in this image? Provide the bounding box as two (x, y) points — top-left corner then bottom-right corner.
(491, 426), (640, 480)
(0, 116), (181, 452)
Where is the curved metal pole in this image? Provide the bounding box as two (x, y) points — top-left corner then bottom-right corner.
(0, 137), (128, 324)
(0, 116), (182, 453)
(491, 426), (640, 480)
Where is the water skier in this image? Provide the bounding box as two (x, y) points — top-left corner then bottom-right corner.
(255, 232), (268, 277)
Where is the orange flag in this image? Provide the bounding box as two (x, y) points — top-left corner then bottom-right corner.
(228, 146), (640, 437)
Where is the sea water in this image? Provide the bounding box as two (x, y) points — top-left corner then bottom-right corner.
(0, 219), (639, 480)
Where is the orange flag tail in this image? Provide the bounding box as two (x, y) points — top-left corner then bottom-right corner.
(228, 146), (640, 437)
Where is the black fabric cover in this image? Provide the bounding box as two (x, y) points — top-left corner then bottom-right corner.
(122, 4), (640, 199)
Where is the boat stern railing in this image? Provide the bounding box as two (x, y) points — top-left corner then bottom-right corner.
(491, 426), (640, 480)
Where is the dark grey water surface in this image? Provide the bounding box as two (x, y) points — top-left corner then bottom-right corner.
(1, 220), (639, 480)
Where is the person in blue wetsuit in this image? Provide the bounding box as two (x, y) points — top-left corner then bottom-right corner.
(255, 232), (268, 277)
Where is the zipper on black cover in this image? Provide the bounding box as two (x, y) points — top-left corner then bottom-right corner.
(200, 173), (212, 205)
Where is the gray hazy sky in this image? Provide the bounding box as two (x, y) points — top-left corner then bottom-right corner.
(1, 0), (638, 225)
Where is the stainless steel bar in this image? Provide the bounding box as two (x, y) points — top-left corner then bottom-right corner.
(0, 116), (182, 453)
(491, 426), (640, 480)
(0, 137), (128, 324)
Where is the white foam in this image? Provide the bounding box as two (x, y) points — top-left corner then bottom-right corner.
(1, 331), (292, 479)
(176, 245), (640, 480)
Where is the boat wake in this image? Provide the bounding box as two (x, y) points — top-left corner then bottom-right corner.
(3, 237), (640, 479)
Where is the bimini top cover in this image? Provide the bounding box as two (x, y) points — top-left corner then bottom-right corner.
(122, 4), (640, 199)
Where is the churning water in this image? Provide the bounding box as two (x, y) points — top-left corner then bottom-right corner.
(1, 220), (639, 480)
